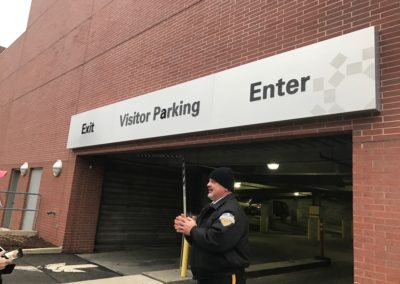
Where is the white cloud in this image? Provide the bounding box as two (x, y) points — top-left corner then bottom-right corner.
(0, 0), (32, 48)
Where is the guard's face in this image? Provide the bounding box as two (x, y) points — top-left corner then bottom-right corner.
(207, 178), (228, 201)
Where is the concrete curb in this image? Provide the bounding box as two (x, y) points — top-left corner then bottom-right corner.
(67, 275), (163, 284)
(0, 229), (62, 254)
(22, 247), (63, 255)
(0, 229), (36, 237)
(144, 269), (195, 284)
(143, 257), (331, 283)
(246, 257), (331, 278)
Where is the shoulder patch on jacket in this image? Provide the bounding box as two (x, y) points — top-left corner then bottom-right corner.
(219, 212), (235, 227)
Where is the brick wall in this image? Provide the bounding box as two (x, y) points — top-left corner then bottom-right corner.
(61, 156), (104, 252)
(0, 0), (399, 281)
(353, 141), (400, 283)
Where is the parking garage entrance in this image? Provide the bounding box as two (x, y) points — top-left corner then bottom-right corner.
(94, 133), (353, 272)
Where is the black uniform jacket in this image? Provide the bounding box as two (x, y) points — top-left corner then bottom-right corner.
(186, 194), (249, 279)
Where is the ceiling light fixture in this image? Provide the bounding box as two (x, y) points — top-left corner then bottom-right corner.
(234, 182), (242, 189)
(267, 163), (279, 170)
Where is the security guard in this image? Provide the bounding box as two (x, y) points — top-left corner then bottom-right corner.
(174, 167), (249, 284)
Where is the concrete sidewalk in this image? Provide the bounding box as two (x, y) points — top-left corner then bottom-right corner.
(70, 231), (350, 284)
(66, 257), (331, 284)
(4, 230), (349, 284)
(67, 275), (165, 284)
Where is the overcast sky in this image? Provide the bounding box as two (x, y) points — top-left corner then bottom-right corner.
(0, 0), (32, 48)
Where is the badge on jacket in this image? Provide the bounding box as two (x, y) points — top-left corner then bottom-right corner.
(219, 212), (235, 226)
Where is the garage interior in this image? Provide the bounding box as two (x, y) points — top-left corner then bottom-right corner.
(93, 133), (353, 267)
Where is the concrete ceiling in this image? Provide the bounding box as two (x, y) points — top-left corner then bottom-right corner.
(107, 133), (352, 195)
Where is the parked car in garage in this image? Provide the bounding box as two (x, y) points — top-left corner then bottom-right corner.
(238, 197), (290, 220)
(273, 200), (289, 220)
(237, 196), (262, 216)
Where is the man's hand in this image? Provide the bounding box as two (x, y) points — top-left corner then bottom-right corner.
(0, 251), (12, 269)
(174, 215), (197, 236)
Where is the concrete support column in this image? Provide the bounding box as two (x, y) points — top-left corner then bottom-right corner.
(307, 206), (320, 240)
(259, 201), (271, 232)
(341, 218), (352, 240)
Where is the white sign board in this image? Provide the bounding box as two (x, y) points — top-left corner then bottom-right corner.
(67, 26), (379, 149)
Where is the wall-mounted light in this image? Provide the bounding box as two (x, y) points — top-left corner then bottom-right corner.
(267, 163), (279, 170)
(234, 182), (242, 189)
(52, 160), (62, 177)
(20, 162), (29, 176)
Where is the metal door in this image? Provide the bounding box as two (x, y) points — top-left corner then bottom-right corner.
(22, 169), (42, 230)
(2, 170), (20, 228)
(95, 159), (182, 251)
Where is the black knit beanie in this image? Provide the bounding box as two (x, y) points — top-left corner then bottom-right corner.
(209, 167), (234, 192)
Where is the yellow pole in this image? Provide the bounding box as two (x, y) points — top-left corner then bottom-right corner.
(180, 238), (190, 277)
(180, 157), (189, 277)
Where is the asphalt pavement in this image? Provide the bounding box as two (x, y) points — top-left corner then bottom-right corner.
(0, 253), (119, 284)
(0, 231), (353, 284)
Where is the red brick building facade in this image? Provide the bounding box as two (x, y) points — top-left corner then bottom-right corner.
(0, 1), (399, 283)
